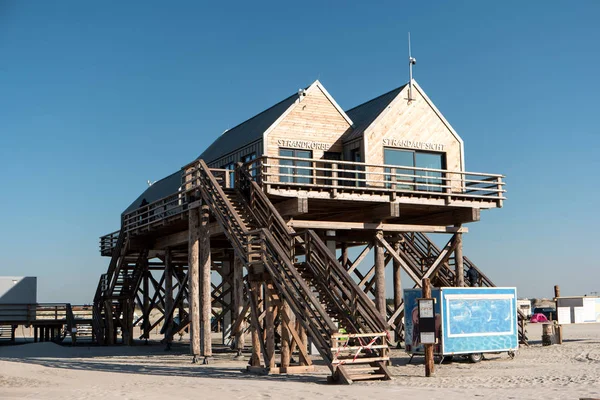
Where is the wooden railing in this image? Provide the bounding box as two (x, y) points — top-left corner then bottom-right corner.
(246, 156), (505, 206)
(237, 163), (388, 335)
(99, 156), (505, 255)
(121, 191), (187, 234)
(100, 231), (120, 256)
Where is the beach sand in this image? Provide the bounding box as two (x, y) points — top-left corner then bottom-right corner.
(0, 323), (599, 400)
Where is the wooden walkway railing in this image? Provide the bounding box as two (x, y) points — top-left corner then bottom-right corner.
(100, 157), (505, 252)
(248, 156), (505, 207)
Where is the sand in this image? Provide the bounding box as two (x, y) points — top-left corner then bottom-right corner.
(1, 323), (599, 400)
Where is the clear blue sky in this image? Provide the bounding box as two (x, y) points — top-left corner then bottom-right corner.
(1, 1), (598, 303)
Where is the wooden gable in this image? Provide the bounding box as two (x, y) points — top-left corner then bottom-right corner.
(264, 81), (353, 160)
(363, 81), (465, 173)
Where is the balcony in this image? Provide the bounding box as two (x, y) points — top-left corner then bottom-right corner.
(100, 157), (504, 255)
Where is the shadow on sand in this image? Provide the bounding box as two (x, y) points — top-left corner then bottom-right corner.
(0, 341), (331, 385)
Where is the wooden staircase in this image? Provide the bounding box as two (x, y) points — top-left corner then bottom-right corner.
(189, 160), (392, 383)
(401, 232), (529, 345)
(93, 229), (149, 345)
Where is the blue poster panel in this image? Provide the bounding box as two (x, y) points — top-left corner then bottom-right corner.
(440, 287), (518, 355)
(403, 288), (442, 355)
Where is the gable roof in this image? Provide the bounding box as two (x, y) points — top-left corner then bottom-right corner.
(122, 89), (302, 215)
(343, 84), (406, 142)
(198, 92), (299, 164)
(122, 170), (182, 215)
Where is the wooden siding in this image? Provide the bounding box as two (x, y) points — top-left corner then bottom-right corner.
(207, 140), (263, 169)
(265, 86), (352, 160)
(363, 84), (464, 190)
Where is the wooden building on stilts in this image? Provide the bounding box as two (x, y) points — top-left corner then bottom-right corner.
(93, 79), (523, 384)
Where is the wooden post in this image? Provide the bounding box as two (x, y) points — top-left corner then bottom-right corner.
(221, 255), (233, 345)
(374, 231), (386, 316)
(422, 277), (434, 377)
(280, 300), (291, 370)
(298, 320), (308, 366)
(554, 285), (563, 344)
(188, 207), (201, 362)
(454, 230), (464, 287)
(341, 243), (348, 269)
(250, 281), (262, 367)
(199, 205), (212, 361)
(265, 283), (276, 369)
(143, 264), (150, 341)
(233, 256), (245, 359)
(34, 326), (38, 343)
(164, 249), (173, 346)
(104, 300), (114, 345)
(393, 239), (403, 342)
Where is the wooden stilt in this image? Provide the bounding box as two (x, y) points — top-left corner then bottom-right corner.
(189, 207), (201, 361)
(341, 243), (349, 268)
(104, 300), (114, 345)
(221, 254), (233, 345)
(374, 231), (386, 315)
(265, 283), (276, 369)
(249, 280), (263, 367)
(164, 249), (173, 346)
(34, 326), (38, 343)
(199, 205), (212, 360)
(143, 264), (150, 341)
(423, 278), (434, 377)
(554, 285), (563, 344)
(393, 239), (403, 341)
(280, 300), (291, 369)
(298, 321), (308, 365)
(233, 256), (245, 358)
(455, 230), (464, 287)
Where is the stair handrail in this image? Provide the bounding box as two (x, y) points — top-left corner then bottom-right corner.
(237, 163), (389, 333)
(194, 164), (336, 356)
(301, 230), (389, 332)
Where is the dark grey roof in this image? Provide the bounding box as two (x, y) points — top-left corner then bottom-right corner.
(343, 85), (406, 142)
(122, 170), (182, 215)
(121, 91), (299, 215)
(197, 93), (298, 164)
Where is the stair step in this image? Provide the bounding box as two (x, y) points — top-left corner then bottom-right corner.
(348, 373), (387, 381)
(343, 366), (379, 373)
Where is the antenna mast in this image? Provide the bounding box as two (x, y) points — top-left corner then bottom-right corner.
(408, 32), (416, 102)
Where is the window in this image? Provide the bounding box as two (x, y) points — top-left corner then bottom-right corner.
(241, 153), (257, 177)
(279, 148), (312, 184)
(384, 148), (445, 192)
(348, 148), (365, 187)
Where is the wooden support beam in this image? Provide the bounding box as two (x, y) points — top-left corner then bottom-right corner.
(454, 228), (464, 287)
(348, 244), (373, 274)
(345, 202), (400, 222)
(422, 234), (459, 281)
(153, 222), (224, 249)
(199, 205), (212, 358)
(164, 249), (173, 344)
(233, 256), (245, 357)
(188, 208), (201, 360)
(143, 265), (150, 340)
(280, 301), (291, 369)
(392, 239), (403, 338)
(288, 220), (468, 233)
(281, 308), (311, 366)
(265, 283), (276, 369)
(248, 281), (267, 367)
(274, 197), (308, 217)
(376, 235), (422, 286)
(374, 231), (386, 316)
(400, 208), (480, 226)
